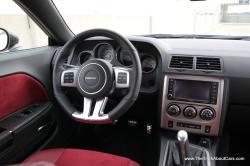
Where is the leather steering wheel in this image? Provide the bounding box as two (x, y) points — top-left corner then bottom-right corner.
(53, 29), (142, 124)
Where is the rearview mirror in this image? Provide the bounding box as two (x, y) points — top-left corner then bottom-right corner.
(0, 28), (19, 52)
(0, 28), (8, 51)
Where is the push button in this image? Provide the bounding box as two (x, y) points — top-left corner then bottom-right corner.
(64, 72), (74, 83)
(205, 126), (211, 133)
(177, 122), (201, 130)
(117, 72), (127, 84)
(168, 121), (173, 128)
(84, 70), (99, 86)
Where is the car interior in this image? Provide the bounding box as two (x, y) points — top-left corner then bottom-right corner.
(0, 0), (250, 166)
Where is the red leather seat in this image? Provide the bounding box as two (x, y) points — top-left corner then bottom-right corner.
(23, 148), (140, 166)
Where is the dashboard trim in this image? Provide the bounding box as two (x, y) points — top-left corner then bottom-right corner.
(161, 74), (224, 136)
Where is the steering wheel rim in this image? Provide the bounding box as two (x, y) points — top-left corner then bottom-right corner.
(53, 29), (142, 124)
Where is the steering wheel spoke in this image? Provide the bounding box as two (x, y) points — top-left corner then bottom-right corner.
(113, 67), (130, 89)
(61, 68), (79, 87)
(82, 97), (92, 117)
(72, 97), (109, 123)
(93, 97), (108, 117)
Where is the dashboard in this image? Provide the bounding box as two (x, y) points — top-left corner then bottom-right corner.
(63, 36), (250, 136)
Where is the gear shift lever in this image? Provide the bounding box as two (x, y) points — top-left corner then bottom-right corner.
(177, 130), (189, 166)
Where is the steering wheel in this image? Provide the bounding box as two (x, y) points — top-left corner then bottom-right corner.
(53, 29), (142, 124)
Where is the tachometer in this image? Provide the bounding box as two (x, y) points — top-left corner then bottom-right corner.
(141, 54), (157, 73)
(94, 43), (115, 62)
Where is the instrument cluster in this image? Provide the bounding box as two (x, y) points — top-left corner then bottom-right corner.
(76, 42), (157, 74)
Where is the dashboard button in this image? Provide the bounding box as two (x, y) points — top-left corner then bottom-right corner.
(64, 72), (74, 83)
(168, 121), (173, 128)
(117, 72), (127, 84)
(167, 93), (173, 99)
(177, 122), (201, 130)
(205, 126), (211, 133)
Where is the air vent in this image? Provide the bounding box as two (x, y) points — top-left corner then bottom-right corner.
(196, 57), (221, 71)
(169, 56), (194, 69)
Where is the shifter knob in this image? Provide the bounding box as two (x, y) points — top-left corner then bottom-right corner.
(177, 130), (189, 166)
(177, 130), (188, 143)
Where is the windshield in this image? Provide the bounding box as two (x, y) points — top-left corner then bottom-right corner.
(53, 0), (250, 37)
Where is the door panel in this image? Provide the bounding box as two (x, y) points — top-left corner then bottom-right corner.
(0, 46), (58, 165)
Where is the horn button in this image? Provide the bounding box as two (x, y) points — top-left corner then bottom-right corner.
(84, 70), (99, 86)
(76, 60), (113, 98)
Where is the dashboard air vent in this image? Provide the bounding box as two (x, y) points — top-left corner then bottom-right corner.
(169, 56), (194, 69)
(196, 57), (221, 71)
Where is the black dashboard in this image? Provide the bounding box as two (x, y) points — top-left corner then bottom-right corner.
(62, 36), (250, 136)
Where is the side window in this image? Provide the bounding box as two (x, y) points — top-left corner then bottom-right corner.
(0, 0), (48, 52)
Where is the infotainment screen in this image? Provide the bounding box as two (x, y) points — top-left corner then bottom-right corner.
(173, 79), (211, 102)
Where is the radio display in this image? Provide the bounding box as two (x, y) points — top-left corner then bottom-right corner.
(173, 79), (211, 102)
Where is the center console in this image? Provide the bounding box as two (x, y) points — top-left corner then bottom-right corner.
(161, 74), (224, 136)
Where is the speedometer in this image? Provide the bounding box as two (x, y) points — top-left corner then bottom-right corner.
(94, 43), (115, 62)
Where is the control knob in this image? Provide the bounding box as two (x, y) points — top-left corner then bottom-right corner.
(200, 108), (215, 121)
(167, 104), (181, 117)
(183, 107), (197, 119)
(168, 93), (173, 99)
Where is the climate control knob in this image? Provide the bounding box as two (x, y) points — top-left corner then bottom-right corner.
(200, 108), (215, 121)
(167, 104), (181, 117)
(183, 107), (197, 119)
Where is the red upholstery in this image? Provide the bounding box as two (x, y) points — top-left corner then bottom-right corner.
(0, 74), (48, 118)
(24, 148), (140, 166)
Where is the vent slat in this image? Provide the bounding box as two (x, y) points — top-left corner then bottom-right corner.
(171, 58), (193, 60)
(171, 61), (193, 63)
(196, 58), (219, 60)
(196, 57), (221, 71)
(172, 61), (193, 65)
(197, 64), (221, 66)
(197, 62), (220, 64)
(169, 56), (194, 69)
